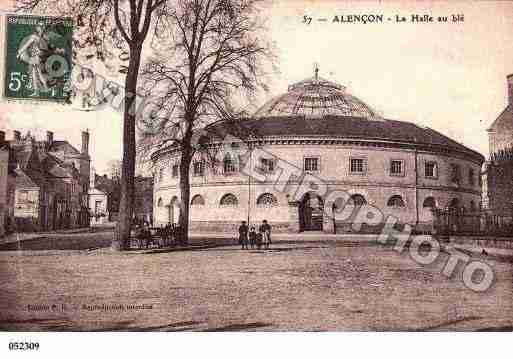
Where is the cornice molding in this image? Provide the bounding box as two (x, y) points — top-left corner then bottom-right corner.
(151, 136), (483, 165)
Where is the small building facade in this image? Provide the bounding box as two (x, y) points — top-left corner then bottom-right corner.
(88, 169), (109, 225)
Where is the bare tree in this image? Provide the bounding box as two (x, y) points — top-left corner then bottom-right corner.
(138, 0), (275, 243)
(16, 0), (167, 250)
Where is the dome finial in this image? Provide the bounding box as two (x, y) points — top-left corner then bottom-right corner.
(314, 62), (319, 80)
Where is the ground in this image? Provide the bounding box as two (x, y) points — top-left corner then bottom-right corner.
(0, 233), (512, 331)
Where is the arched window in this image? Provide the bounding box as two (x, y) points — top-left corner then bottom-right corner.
(387, 195), (405, 207)
(423, 197), (436, 209)
(191, 194), (205, 206)
(349, 194), (367, 206)
(470, 200), (476, 212)
(256, 193), (278, 206)
(157, 198), (163, 207)
(220, 193), (238, 206)
(223, 153), (237, 174)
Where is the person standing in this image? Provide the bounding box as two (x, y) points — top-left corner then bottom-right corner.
(249, 227), (257, 249)
(260, 219), (272, 249)
(238, 221), (249, 250)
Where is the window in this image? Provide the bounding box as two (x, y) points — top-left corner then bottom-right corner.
(159, 168), (164, 182)
(387, 195), (405, 207)
(468, 168), (475, 186)
(172, 164), (179, 178)
(390, 160), (404, 176)
(191, 194), (205, 206)
(450, 164), (461, 184)
(223, 154), (237, 174)
(193, 161), (205, 177)
(425, 161), (437, 178)
(350, 158), (366, 174)
(470, 200), (476, 212)
(260, 158), (275, 173)
(423, 197), (436, 209)
(304, 157), (319, 172)
(220, 193), (238, 206)
(256, 193), (278, 206)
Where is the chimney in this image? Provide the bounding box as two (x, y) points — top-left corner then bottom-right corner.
(508, 74), (513, 106)
(46, 131), (53, 147)
(0, 130), (5, 145)
(81, 130), (89, 155)
(13, 130), (20, 141)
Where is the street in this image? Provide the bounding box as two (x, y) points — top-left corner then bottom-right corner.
(0, 236), (512, 331)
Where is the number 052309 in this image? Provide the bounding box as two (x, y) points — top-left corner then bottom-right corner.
(8, 342), (40, 350)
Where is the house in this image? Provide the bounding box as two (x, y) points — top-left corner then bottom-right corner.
(8, 129), (91, 231)
(93, 173), (120, 222)
(88, 167), (109, 225)
(88, 171), (153, 226)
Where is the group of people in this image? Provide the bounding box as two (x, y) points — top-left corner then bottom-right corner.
(134, 221), (181, 248)
(238, 220), (272, 250)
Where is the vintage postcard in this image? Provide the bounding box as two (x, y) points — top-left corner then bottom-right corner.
(0, 0), (512, 355)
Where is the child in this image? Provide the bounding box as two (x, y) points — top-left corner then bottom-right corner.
(249, 227), (257, 249)
(256, 230), (263, 250)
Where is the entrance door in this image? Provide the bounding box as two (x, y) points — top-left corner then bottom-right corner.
(299, 193), (323, 231)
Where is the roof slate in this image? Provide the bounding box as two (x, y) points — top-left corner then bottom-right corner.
(14, 168), (39, 189)
(203, 115), (483, 161)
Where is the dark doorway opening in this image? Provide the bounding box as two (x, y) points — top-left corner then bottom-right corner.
(299, 192), (324, 231)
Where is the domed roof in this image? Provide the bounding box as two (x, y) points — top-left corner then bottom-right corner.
(254, 72), (382, 120)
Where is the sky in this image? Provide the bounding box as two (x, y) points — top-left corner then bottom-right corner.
(1, 0), (513, 174)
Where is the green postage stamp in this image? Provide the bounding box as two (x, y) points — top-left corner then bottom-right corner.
(4, 14), (73, 102)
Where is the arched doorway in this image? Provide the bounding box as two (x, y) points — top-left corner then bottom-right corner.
(168, 196), (180, 224)
(299, 192), (324, 231)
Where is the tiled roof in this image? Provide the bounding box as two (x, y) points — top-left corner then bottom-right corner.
(48, 140), (82, 156)
(14, 168), (39, 189)
(203, 115), (484, 162)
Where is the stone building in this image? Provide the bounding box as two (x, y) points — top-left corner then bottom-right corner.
(88, 168), (109, 225)
(8, 130), (91, 231)
(151, 74), (484, 233)
(482, 75), (513, 216)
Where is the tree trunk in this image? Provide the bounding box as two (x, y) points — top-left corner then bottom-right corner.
(113, 45), (142, 251)
(178, 148), (191, 244)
